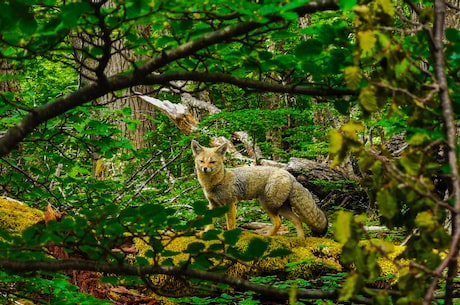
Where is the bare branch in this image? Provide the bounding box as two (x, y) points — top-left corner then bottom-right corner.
(445, 1), (460, 11)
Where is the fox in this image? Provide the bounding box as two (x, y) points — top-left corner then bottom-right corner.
(191, 140), (328, 238)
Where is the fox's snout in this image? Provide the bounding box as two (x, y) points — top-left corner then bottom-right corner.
(196, 157), (220, 174)
(198, 162), (214, 173)
(200, 165), (213, 173)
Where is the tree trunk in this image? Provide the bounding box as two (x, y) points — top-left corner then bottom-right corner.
(103, 37), (156, 150)
(73, 2), (157, 177)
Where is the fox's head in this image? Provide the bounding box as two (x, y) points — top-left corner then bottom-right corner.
(191, 140), (227, 174)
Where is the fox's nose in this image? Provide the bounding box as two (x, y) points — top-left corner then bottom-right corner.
(202, 167), (211, 173)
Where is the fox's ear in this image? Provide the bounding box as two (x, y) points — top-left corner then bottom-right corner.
(191, 140), (203, 156)
(215, 143), (228, 156)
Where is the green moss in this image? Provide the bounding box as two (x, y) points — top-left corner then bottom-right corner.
(357, 239), (407, 287)
(137, 234), (228, 297)
(228, 233), (342, 278)
(287, 237), (343, 279)
(138, 231), (343, 298)
(0, 197), (43, 235)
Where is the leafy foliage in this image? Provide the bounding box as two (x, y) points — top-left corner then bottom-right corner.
(0, 0), (459, 304)
(0, 270), (110, 305)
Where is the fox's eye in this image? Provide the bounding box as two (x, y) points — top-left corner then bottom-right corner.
(209, 161), (216, 164)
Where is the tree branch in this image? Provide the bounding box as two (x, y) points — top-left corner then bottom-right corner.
(0, 83), (104, 158)
(132, 0), (340, 79)
(0, 0), (340, 158)
(0, 258), (372, 303)
(424, 1), (460, 305)
(142, 72), (356, 97)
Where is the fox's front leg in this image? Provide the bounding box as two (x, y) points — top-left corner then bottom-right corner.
(225, 202), (237, 230)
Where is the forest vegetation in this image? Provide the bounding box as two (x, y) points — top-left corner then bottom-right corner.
(0, 0), (460, 304)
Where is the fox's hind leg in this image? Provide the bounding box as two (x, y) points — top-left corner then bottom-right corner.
(261, 173), (292, 236)
(265, 209), (282, 236)
(279, 205), (304, 238)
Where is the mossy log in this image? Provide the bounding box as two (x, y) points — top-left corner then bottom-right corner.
(136, 231), (404, 298)
(0, 197), (43, 236)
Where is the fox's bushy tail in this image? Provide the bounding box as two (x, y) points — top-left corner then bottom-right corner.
(289, 181), (328, 236)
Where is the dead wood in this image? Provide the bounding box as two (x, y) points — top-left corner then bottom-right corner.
(136, 93), (369, 211)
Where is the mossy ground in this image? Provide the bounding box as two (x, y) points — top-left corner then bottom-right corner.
(136, 229), (408, 303)
(0, 197), (43, 236)
(0, 198), (409, 304)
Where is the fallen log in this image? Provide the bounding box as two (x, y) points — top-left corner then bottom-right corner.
(136, 93), (368, 211)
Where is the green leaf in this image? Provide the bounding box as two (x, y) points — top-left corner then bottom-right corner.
(415, 210), (435, 229)
(334, 100), (350, 115)
(399, 155), (419, 176)
(245, 238), (268, 259)
(329, 129), (343, 155)
(271, 31), (297, 40)
(376, 0), (395, 18)
(0, 3), (15, 32)
(122, 107), (132, 116)
(376, 32), (391, 48)
(282, 0), (311, 11)
(376, 189), (398, 219)
(267, 247), (292, 257)
(127, 121), (139, 131)
(359, 88), (378, 112)
(407, 133), (429, 146)
(162, 250), (181, 257)
(201, 229), (220, 240)
(223, 229), (242, 246)
(339, 272), (361, 301)
(260, 4), (279, 16)
(335, 211), (353, 243)
(161, 258), (174, 267)
(193, 200), (209, 215)
(60, 2), (92, 29)
(395, 58), (410, 79)
(136, 256), (150, 266)
(100, 276), (119, 285)
(295, 40), (323, 58)
(358, 31), (377, 55)
(280, 11), (298, 21)
(257, 51), (273, 61)
(208, 206), (229, 218)
(18, 12), (38, 37)
(185, 242), (206, 254)
(207, 243), (224, 252)
(339, 0), (358, 11)
(126, 0), (151, 19)
(344, 66), (362, 90)
(446, 28), (460, 42)
(192, 255), (213, 270)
